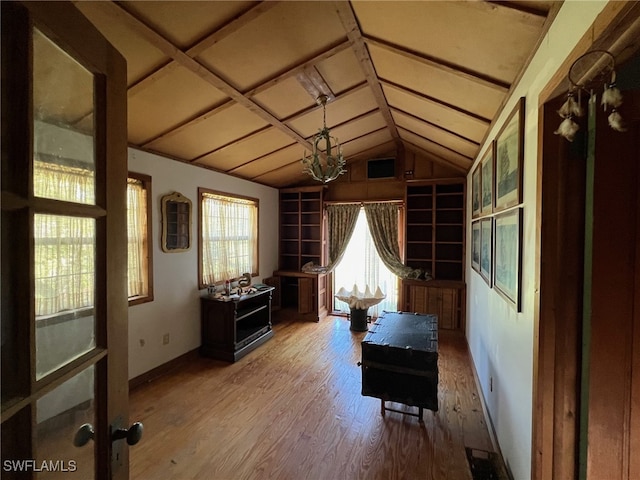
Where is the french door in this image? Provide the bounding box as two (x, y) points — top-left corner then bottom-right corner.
(1, 2), (130, 479)
(332, 208), (399, 316)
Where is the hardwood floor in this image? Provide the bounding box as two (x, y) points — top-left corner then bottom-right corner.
(129, 315), (501, 480)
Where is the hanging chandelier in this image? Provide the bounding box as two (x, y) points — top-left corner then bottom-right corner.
(301, 94), (346, 183)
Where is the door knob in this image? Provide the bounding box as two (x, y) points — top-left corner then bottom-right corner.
(112, 421), (143, 445)
(73, 423), (95, 447)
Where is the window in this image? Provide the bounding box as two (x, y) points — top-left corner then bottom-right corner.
(33, 158), (96, 317)
(332, 208), (399, 317)
(199, 188), (258, 287)
(127, 173), (153, 305)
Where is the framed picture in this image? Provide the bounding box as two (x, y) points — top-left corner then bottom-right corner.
(480, 217), (492, 286)
(480, 142), (494, 215)
(495, 97), (525, 211)
(494, 208), (523, 311)
(471, 220), (481, 273)
(472, 164), (481, 218)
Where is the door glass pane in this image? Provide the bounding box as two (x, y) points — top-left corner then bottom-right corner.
(35, 365), (95, 479)
(34, 214), (96, 380)
(32, 27), (95, 205)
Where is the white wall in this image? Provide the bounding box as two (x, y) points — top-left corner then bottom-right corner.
(465, 2), (607, 479)
(127, 148), (279, 380)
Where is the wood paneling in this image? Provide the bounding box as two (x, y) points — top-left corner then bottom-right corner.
(128, 316), (502, 479)
(586, 93), (639, 480)
(74, 1), (555, 187)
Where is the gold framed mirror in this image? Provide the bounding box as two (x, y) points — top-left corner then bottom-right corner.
(161, 191), (191, 253)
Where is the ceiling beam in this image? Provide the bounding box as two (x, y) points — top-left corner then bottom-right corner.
(389, 106), (480, 148)
(363, 34), (510, 93)
(243, 40), (352, 99)
(126, 1), (280, 97)
(396, 126), (473, 163)
(203, 104), (382, 171)
(92, 1), (317, 153)
(403, 141), (468, 174)
(254, 126), (393, 180)
(282, 82), (369, 125)
(381, 79), (491, 126)
(343, 139), (397, 162)
(149, 81), (368, 162)
(486, 1), (551, 21)
(333, 1), (400, 144)
(142, 99), (237, 149)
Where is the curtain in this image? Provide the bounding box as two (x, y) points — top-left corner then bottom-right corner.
(201, 192), (258, 285)
(332, 209), (399, 317)
(364, 202), (423, 279)
(33, 161), (97, 316)
(127, 178), (148, 298)
(325, 203), (360, 272)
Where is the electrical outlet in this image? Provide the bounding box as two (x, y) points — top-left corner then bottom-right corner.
(162, 333), (170, 345)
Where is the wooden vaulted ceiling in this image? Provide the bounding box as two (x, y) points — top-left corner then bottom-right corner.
(74, 1), (558, 188)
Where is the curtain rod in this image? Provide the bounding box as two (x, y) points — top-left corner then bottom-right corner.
(323, 199), (403, 206)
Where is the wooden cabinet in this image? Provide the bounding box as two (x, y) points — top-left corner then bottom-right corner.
(271, 271), (327, 322)
(279, 186), (324, 271)
(276, 186), (327, 321)
(405, 181), (464, 281)
(404, 181), (465, 330)
(402, 280), (465, 330)
(200, 287), (274, 362)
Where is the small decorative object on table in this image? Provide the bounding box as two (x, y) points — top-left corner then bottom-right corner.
(238, 272), (252, 287)
(335, 284), (385, 332)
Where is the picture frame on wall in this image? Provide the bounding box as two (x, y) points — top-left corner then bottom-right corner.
(480, 217), (492, 286)
(481, 142), (494, 216)
(472, 164), (481, 218)
(495, 97), (525, 211)
(471, 220), (481, 273)
(494, 208), (523, 311)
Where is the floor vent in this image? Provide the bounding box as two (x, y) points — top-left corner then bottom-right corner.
(465, 447), (502, 480)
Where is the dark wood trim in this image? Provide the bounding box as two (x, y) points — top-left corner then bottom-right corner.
(532, 4), (640, 480)
(197, 187), (260, 289)
(127, 171), (154, 306)
(129, 348), (200, 391)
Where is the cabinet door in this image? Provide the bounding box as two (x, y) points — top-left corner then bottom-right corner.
(408, 284), (428, 313)
(425, 288), (441, 319)
(438, 288), (458, 329)
(406, 284), (460, 330)
(298, 277), (314, 314)
(263, 276), (281, 309)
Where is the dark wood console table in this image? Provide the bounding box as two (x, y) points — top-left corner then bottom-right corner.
(360, 312), (438, 420)
(200, 287), (274, 362)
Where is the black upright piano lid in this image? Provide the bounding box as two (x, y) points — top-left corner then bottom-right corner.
(363, 312), (437, 352)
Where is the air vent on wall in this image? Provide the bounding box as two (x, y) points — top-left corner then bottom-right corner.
(367, 158), (395, 179)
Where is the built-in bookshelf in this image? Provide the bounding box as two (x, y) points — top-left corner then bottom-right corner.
(405, 181), (465, 281)
(279, 187), (324, 271)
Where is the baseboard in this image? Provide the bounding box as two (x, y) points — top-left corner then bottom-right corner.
(129, 348), (199, 391)
(465, 340), (513, 480)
